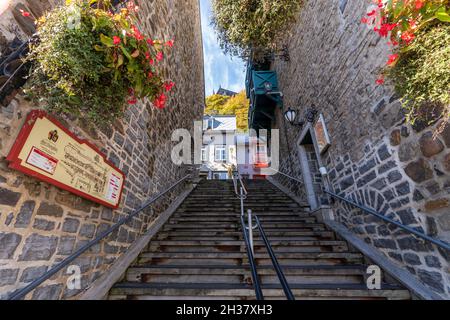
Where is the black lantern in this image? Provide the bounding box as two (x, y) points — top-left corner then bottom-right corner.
(284, 107), (304, 127)
(284, 107), (296, 124)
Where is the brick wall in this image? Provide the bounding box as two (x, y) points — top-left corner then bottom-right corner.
(0, 0), (204, 299)
(272, 0), (449, 297)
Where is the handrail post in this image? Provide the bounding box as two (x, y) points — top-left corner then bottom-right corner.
(248, 209), (254, 255)
(240, 187), (244, 217)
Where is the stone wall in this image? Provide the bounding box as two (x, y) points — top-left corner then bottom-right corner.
(0, 0), (204, 299)
(273, 0), (450, 297)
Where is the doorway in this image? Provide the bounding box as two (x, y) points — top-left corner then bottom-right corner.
(296, 129), (323, 210)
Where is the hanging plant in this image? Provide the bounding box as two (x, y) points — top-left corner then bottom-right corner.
(212, 0), (303, 59)
(23, 0), (175, 125)
(362, 0), (450, 127)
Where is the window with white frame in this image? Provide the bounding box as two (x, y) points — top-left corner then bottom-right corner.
(215, 146), (226, 161)
(201, 147), (207, 162)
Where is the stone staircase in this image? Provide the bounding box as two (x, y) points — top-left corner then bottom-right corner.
(108, 179), (411, 300)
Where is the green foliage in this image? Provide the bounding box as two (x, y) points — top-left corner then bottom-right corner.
(25, 0), (172, 125)
(387, 23), (450, 125)
(212, 0), (302, 57)
(205, 91), (249, 131)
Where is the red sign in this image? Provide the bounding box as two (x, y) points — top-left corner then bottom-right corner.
(7, 110), (125, 209)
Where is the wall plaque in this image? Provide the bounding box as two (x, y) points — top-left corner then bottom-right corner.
(7, 110), (125, 208)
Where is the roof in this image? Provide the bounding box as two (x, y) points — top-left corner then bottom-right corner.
(216, 86), (237, 97)
(203, 115), (236, 131)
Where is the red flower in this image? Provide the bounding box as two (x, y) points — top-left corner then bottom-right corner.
(375, 76), (385, 85)
(387, 54), (399, 66)
(415, 1), (424, 9)
(20, 9), (31, 17)
(132, 25), (144, 41)
(148, 71), (153, 78)
(145, 51), (151, 60)
(147, 38), (154, 46)
(165, 40), (174, 48)
(156, 51), (164, 61)
(401, 31), (415, 44)
(113, 36), (121, 45)
(154, 93), (167, 109)
(149, 59), (154, 65)
(164, 81), (175, 92)
(127, 97), (137, 105)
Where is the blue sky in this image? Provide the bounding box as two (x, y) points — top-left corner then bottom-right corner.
(200, 0), (246, 96)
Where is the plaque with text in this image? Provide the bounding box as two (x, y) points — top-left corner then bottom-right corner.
(7, 110), (125, 208)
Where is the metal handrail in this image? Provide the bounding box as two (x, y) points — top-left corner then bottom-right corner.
(266, 168), (304, 185)
(7, 174), (191, 300)
(324, 190), (450, 252)
(240, 215), (264, 300)
(254, 216), (295, 300)
(231, 169), (248, 197)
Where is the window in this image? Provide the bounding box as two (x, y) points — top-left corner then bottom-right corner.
(215, 146), (226, 161)
(213, 172), (228, 180)
(256, 144), (267, 153)
(201, 147), (207, 162)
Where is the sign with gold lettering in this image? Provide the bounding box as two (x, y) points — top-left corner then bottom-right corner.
(7, 110), (125, 208)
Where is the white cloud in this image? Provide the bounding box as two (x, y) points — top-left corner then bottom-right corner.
(200, 0), (246, 96)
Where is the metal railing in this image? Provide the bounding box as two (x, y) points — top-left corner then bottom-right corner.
(232, 170), (295, 300)
(254, 215), (295, 300)
(268, 169), (450, 252)
(7, 174), (191, 300)
(240, 214), (263, 300)
(324, 190), (450, 252)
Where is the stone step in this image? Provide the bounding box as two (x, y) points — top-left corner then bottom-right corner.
(169, 217), (317, 223)
(147, 240), (348, 253)
(155, 230), (335, 239)
(109, 283), (410, 300)
(172, 214), (311, 220)
(137, 252), (364, 266)
(125, 265), (368, 285)
(147, 240), (347, 247)
(163, 223), (326, 230)
(156, 236), (333, 242)
(175, 210), (306, 215)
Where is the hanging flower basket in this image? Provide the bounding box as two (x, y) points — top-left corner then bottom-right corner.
(23, 0), (175, 125)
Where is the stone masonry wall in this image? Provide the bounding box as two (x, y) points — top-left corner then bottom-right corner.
(0, 0), (204, 299)
(273, 0), (450, 297)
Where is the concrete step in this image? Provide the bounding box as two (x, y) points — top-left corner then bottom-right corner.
(147, 240), (348, 253)
(169, 217), (317, 223)
(109, 283), (410, 300)
(156, 230), (333, 237)
(125, 265), (368, 285)
(137, 252), (364, 266)
(163, 223), (326, 229)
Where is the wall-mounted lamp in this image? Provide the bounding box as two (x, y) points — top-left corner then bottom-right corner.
(283, 106), (318, 127)
(283, 107), (304, 127)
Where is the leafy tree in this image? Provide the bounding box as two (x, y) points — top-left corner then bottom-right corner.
(212, 0), (302, 58)
(205, 91), (249, 131)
